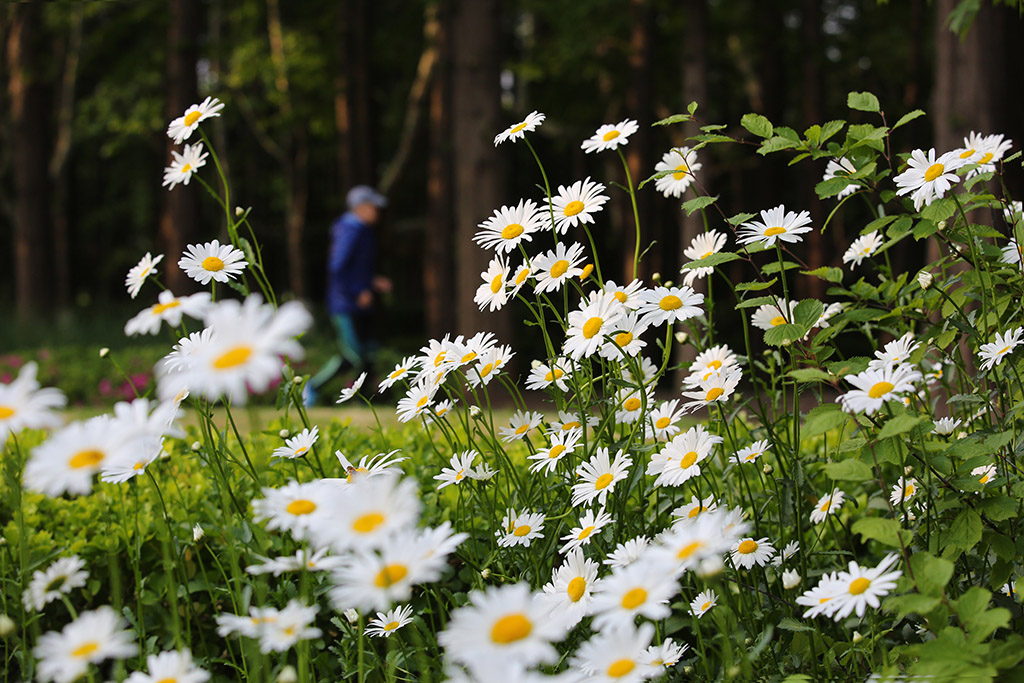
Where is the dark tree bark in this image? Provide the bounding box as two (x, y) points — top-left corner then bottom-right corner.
(334, 0), (375, 193)
(7, 2), (53, 318)
(158, 0), (201, 294)
(425, 0), (455, 338)
(798, 0), (825, 300)
(621, 0), (655, 281)
(449, 0), (509, 340)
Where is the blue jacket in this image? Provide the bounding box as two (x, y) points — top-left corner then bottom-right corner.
(326, 212), (376, 314)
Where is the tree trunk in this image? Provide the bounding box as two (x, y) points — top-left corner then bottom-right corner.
(7, 2), (53, 318)
(158, 0), (201, 294)
(449, 0), (508, 340)
(334, 0), (375, 193)
(621, 0), (655, 281)
(798, 0), (824, 300)
(425, 0), (455, 338)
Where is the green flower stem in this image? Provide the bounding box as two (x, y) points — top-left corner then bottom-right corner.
(524, 137), (557, 242)
(617, 148), (643, 280)
(199, 128), (239, 246)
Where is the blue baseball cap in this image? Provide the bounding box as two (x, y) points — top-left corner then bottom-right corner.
(346, 185), (388, 209)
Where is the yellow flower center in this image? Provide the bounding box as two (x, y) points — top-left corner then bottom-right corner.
(383, 620), (400, 632)
(621, 587), (647, 609)
(659, 295), (683, 311)
(848, 577), (871, 595)
(582, 316), (603, 339)
(923, 163), (944, 182)
(688, 505), (703, 519)
(69, 449), (104, 469)
(132, 462), (145, 471)
(699, 250), (714, 259)
(614, 291), (628, 303)
(577, 525), (595, 539)
(509, 122), (528, 134)
(513, 524), (532, 537)
(416, 395), (430, 408)
(602, 130), (621, 142)
(286, 499), (317, 515)
(594, 473), (615, 490)
(151, 300), (181, 316)
(156, 678), (177, 683)
(0, 405), (15, 419)
(978, 152), (993, 164)
(905, 483), (915, 497)
(501, 223), (524, 240)
(550, 260), (570, 278)
(979, 474), (990, 484)
(181, 163), (193, 174)
(490, 274), (504, 294)
(614, 331), (633, 347)
(623, 397), (642, 411)
(567, 576), (587, 602)
(389, 367), (406, 379)
(770, 315), (787, 326)
(184, 110), (202, 127)
(374, 563), (408, 588)
(563, 200), (585, 217)
(707, 360), (722, 370)
(819, 499), (831, 512)
(514, 424), (529, 435)
(202, 256), (225, 271)
(998, 345), (1011, 355)
(479, 362), (495, 378)
(213, 345), (252, 369)
(701, 600), (711, 611)
(679, 451), (699, 469)
(548, 444), (566, 459)
(672, 163), (689, 180)
(461, 352), (477, 363)
(764, 226), (786, 237)
(72, 641), (100, 658)
(515, 268), (530, 285)
(868, 381), (894, 399)
(433, 351), (446, 367)
(677, 540), (704, 559)
(352, 512), (385, 534)
(544, 368), (564, 382)
(562, 421), (581, 430)
(737, 539), (758, 554)
(607, 660), (636, 678)
(705, 387), (725, 401)
(580, 264), (594, 279)
(490, 613), (532, 644)
(960, 149), (975, 159)
(655, 416), (671, 429)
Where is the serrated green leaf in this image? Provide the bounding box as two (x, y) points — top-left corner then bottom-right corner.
(816, 175), (860, 199)
(885, 593), (941, 620)
(653, 113), (692, 127)
(824, 458), (873, 481)
(893, 109), (926, 129)
(764, 323), (807, 346)
(758, 136), (800, 155)
(800, 266), (844, 283)
(820, 120), (846, 143)
(680, 251), (739, 270)
(852, 517), (910, 547)
(741, 113), (773, 138)
(761, 260), (801, 274)
(788, 368), (832, 383)
(735, 279), (776, 292)
(794, 299), (824, 328)
(727, 212), (756, 225)
(920, 197), (956, 222)
(681, 195), (719, 216)
(848, 91), (880, 112)
(948, 509), (982, 551)
(803, 405), (849, 438)
(911, 552), (954, 597)
(736, 295), (777, 309)
(877, 414), (928, 440)
(777, 618), (815, 633)
(978, 496), (1017, 522)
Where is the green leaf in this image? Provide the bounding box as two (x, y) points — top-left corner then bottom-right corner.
(761, 260), (801, 274)
(740, 112), (774, 138)
(758, 136), (800, 155)
(764, 323), (806, 347)
(788, 368), (832, 384)
(965, 607), (1009, 644)
(847, 91), (880, 112)
(727, 212), (756, 225)
(893, 109), (926, 129)
(877, 414), (928, 440)
(948, 509), (983, 551)
(852, 517), (910, 547)
(978, 495), (1017, 522)
(803, 405), (849, 438)
(736, 278), (776, 292)
(920, 197), (956, 222)
(681, 195), (719, 216)
(736, 295), (777, 309)
(910, 552), (954, 596)
(800, 266), (844, 283)
(777, 618), (814, 633)
(680, 251), (738, 270)
(653, 113), (692, 127)
(793, 299), (824, 328)
(819, 120), (846, 143)
(956, 586), (991, 622)
(816, 175), (860, 199)
(824, 458), (873, 481)
(885, 593), (941, 620)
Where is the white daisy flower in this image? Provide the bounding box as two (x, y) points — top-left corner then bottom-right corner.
(124, 649), (209, 683)
(527, 427), (582, 474)
(434, 450), (479, 489)
(890, 476), (919, 506)
(643, 637), (688, 668)
(245, 548), (345, 576)
(680, 366), (742, 414)
(598, 311), (649, 360)
(0, 361), (65, 440)
(465, 344), (514, 389)
(328, 532), (448, 611)
(654, 147), (702, 198)
(645, 399), (686, 441)
(999, 238), (1024, 267)
(651, 508), (744, 571)
(671, 495), (717, 526)
(581, 119), (640, 154)
(525, 359), (572, 392)
(690, 589), (718, 618)
(750, 298), (798, 331)
(778, 540), (800, 563)
(635, 285), (704, 328)
(564, 291), (626, 360)
(959, 131), (1013, 177)
(571, 622), (659, 682)
(494, 111), (545, 146)
(312, 475), (421, 552)
(547, 412), (596, 436)
(468, 461), (498, 481)
(625, 356), (659, 387)
(842, 230), (884, 268)
(681, 229), (727, 287)
(167, 96), (225, 143)
(23, 415), (135, 497)
(540, 548), (601, 629)
(499, 410), (545, 442)
(335, 449), (407, 483)
(603, 279), (645, 309)
(604, 536), (649, 569)
(817, 302), (844, 328)
(257, 601), (322, 653)
(124, 290), (212, 337)
(572, 447), (632, 507)
(646, 424), (723, 487)
(23, 556), (88, 612)
(796, 571), (844, 619)
(868, 333), (922, 370)
(822, 554), (902, 620)
(395, 380), (438, 423)
(125, 252), (164, 299)
(1004, 200), (1023, 225)
(424, 398), (456, 425)
(545, 177), (609, 234)
(473, 199), (544, 254)
(823, 157), (860, 199)
(162, 142), (208, 190)
(837, 362), (922, 415)
(497, 508), (546, 548)
(737, 205), (813, 247)
(438, 583), (566, 675)
(379, 355), (421, 391)
(252, 479), (340, 541)
(366, 605), (415, 638)
(932, 417), (961, 435)
(979, 327), (1024, 372)
(782, 569), (802, 589)
(444, 331), (499, 370)
(590, 559), (679, 631)
(810, 489), (846, 524)
(33, 606), (137, 683)
(271, 426), (319, 459)
(474, 255), (511, 312)
(893, 148), (966, 210)
(337, 372), (368, 403)
(560, 508), (613, 554)
(730, 537), (776, 569)
(178, 239), (248, 285)
(532, 242), (586, 293)
(971, 464), (997, 487)
(684, 344), (739, 387)
(614, 386), (652, 425)
(733, 439), (770, 465)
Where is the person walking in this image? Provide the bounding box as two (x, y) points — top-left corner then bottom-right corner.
(303, 185), (391, 406)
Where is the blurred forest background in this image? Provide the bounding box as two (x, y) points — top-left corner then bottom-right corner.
(2, 0), (1023, 378)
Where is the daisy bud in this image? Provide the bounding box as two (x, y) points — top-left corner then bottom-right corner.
(530, 359), (543, 369)
(782, 569), (801, 589)
(727, 665), (741, 678)
(664, 280), (674, 288)
(674, 331), (688, 344)
(652, 272), (661, 282)
(344, 608), (359, 624)
(904, 466), (913, 475)
(469, 405), (482, 419)
(191, 441), (202, 452)
(762, 463), (773, 475)
(481, 568), (491, 579)
(580, 264), (594, 280)
(293, 376), (304, 385)
(918, 271), (933, 289)
(697, 555), (724, 578)
(277, 665), (298, 683)
(937, 220), (946, 230)
(852, 631), (864, 643)
(235, 206), (245, 216)
(192, 523), (204, 542)
(957, 431), (966, 439)
(279, 429), (290, 438)
(0, 615), (14, 637)
(99, 347), (110, 358)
